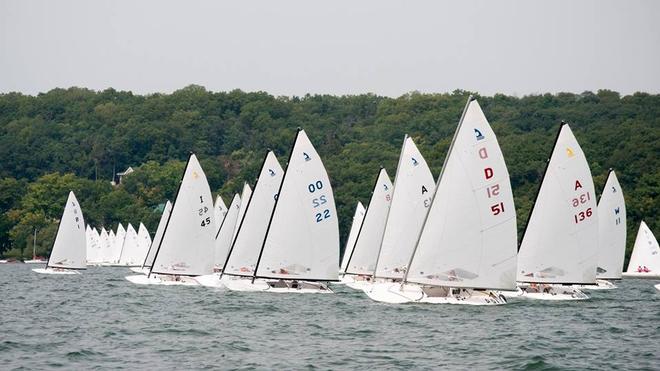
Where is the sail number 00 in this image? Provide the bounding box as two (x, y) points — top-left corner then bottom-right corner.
(309, 180), (331, 223)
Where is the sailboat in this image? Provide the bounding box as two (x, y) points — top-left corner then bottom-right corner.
(338, 201), (366, 277)
(197, 151), (284, 288)
(85, 226), (103, 266)
(509, 123), (597, 300)
(33, 191), (87, 275)
(116, 223), (137, 266)
(131, 201), (172, 274)
(103, 223), (125, 266)
(622, 221), (660, 278)
(211, 193), (242, 271)
(125, 153), (215, 285)
(213, 195), (228, 236)
(25, 228), (47, 264)
(233, 184), (252, 243)
(363, 135), (435, 297)
(364, 98), (516, 305)
(574, 170), (626, 289)
(232, 129), (339, 293)
(99, 227), (111, 264)
(342, 168), (394, 290)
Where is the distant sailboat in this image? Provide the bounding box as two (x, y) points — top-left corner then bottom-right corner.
(623, 221), (660, 278)
(212, 193), (241, 271)
(104, 223), (125, 266)
(33, 192), (86, 275)
(198, 151), (284, 288)
(575, 170), (626, 289)
(25, 228), (47, 264)
(342, 168), (394, 289)
(232, 184), (252, 243)
(117, 223), (139, 266)
(365, 98), (516, 305)
(125, 153), (215, 285)
(240, 129), (339, 293)
(363, 135), (434, 297)
(509, 123), (597, 300)
(132, 200), (172, 274)
(85, 226), (103, 266)
(339, 201), (366, 275)
(213, 195), (228, 236)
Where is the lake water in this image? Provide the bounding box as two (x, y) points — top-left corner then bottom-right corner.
(1, 264), (659, 370)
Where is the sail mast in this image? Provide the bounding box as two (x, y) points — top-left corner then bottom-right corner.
(148, 153), (193, 278)
(402, 96), (473, 284)
(518, 121), (567, 251)
(343, 167), (384, 275)
(371, 135), (409, 279)
(220, 150), (270, 277)
(252, 129), (301, 283)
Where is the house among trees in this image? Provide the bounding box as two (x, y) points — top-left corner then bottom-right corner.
(112, 167), (134, 186)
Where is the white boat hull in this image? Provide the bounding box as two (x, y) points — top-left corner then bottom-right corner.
(501, 284), (589, 300)
(655, 284), (660, 292)
(24, 259), (48, 264)
(32, 268), (81, 275)
(129, 267), (150, 274)
(194, 273), (225, 288)
(622, 272), (660, 279)
(125, 274), (200, 286)
(224, 278), (333, 293)
(363, 282), (506, 305)
(572, 279), (617, 290)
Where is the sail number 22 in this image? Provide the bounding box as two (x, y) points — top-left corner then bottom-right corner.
(309, 180), (331, 223)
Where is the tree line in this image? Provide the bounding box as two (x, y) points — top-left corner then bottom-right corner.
(0, 86), (657, 264)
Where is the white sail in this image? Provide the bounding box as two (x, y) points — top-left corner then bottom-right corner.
(374, 136), (434, 279)
(143, 200), (172, 268)
(339, 201), (366, 273)
(256, 129), (339, 281)
(110, 223), (126, 264)
(626, 221), (660, 274)
(213, 193), (241, 267)
(150, 153), (215, 276)
(223, 151), (284, 276)
(46, 191), (86, 270)
(85, 225), (95, 263)
(406, 99), (518, 290)
(517, 123), (599, 284)
(92, 228), (102, 263)
(596, 170), (626, 279)
(213, 195), (228, 236)
(118, 223), (139, 265)
(99, 228), (111, 263)
(136, 223), (152, 265)
(108, 230), (116, 263)
(345, 168), (394, 275)
(232, 183), (253, 243)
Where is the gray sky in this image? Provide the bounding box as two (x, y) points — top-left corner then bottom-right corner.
(1, 0), (659, 97)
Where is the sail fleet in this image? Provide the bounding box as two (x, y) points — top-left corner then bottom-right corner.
(31, 97), (659, 300)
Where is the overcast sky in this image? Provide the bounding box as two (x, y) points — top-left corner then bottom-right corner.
(1, 0), (658, 97)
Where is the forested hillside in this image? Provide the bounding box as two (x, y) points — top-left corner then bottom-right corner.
(1, 86), (658, 263)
